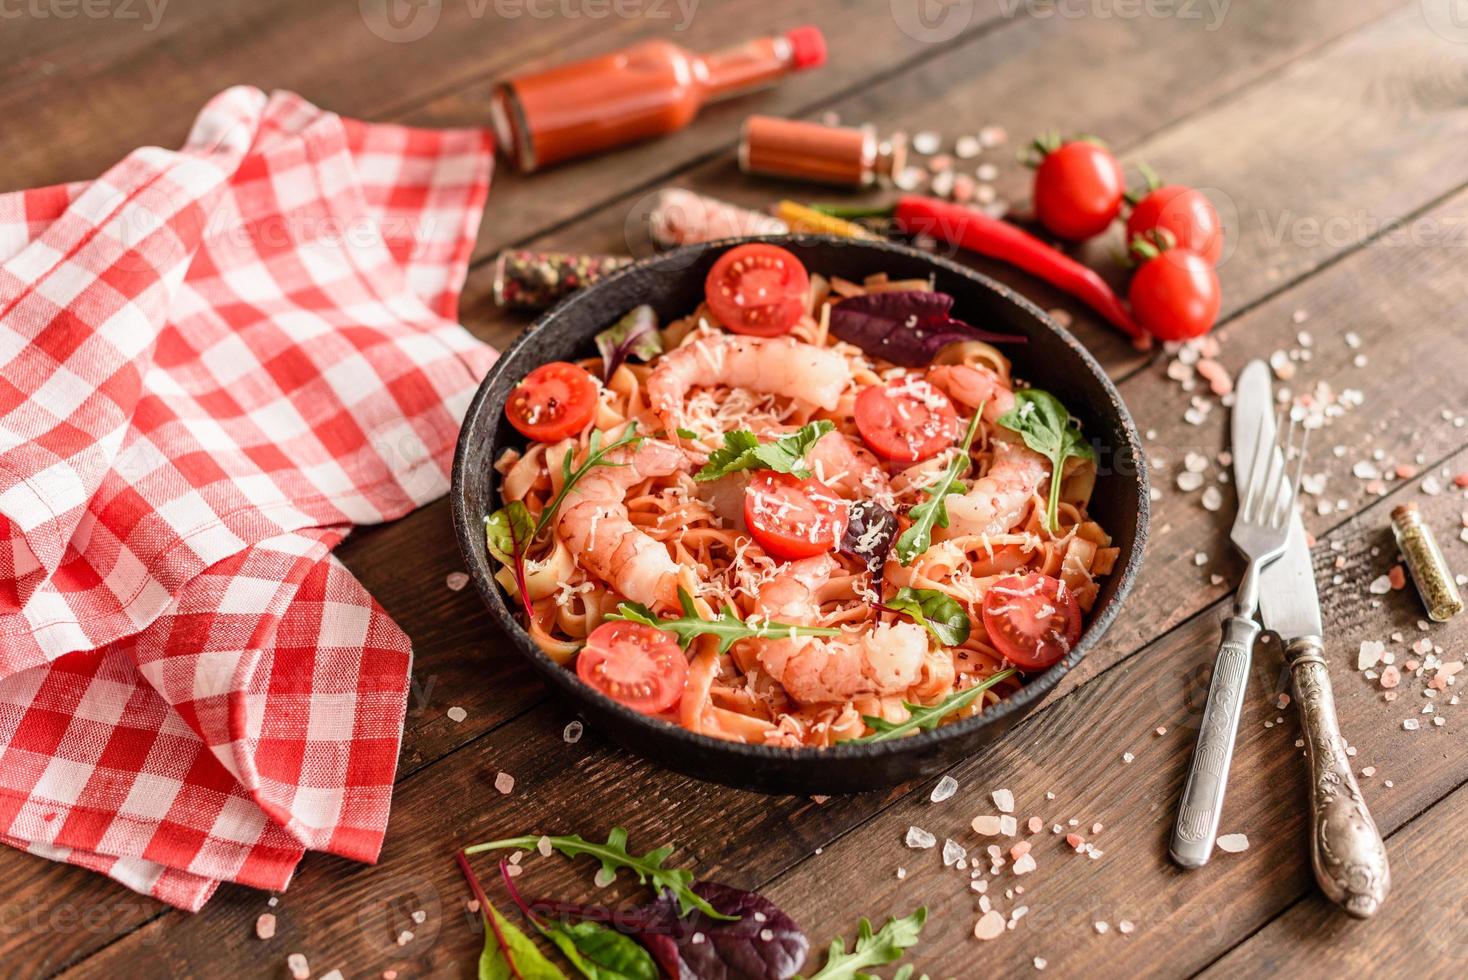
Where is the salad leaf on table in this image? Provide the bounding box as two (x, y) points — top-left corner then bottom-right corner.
(894, 410), (983, 566)
(639, 882), (809, 980)
(608, 587), (840, 655)
(884, 587), (971, 647)
(997, 389), (1095, 532)
(596, 305), (663, 380)
(463, 826), (736, 921)
(456, 852), (568, 980)
(850, 668), (1018, 743)
(500, 861), (659, 980)
(828, 290), (1025, 368)
(695, 421), (835, 481)
(798, 907), (928, 980)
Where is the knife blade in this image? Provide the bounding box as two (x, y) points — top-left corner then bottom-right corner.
(1230, 359), (1390, 916)
(1231, 360), (1321, 640)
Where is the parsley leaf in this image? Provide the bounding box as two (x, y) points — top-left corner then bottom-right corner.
(608, 588), (840, 655)
(695, 421), (835, 481)
(997, 389), (1095, 532)
(464, 827), (736, 921)
(849, 668), (1018, 743)
(799, 907), (927, 980)
(894, 410), (983, 565)
(885, 587), (971, 647)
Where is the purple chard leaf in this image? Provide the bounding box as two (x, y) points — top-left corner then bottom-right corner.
(828, 290), (1025, 367)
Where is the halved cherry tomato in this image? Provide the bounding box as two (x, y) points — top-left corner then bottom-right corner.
(1128, 248), (1221, 342)
(980, 573), (1082, 671)
(577, 621), (688, 715)
(744, 471), (849, 561)
(505, 361), (599, 442)
(853, 377), (959, 463)
(1126, 184), (1223, 266)
(704, 243), (810, 337)
(1032, 138), (1126, 241)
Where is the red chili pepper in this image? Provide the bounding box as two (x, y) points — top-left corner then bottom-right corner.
(893, 195), (1145, 341)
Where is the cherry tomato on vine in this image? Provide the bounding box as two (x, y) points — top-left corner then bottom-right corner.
(853, 377), (960, 463)
(1030, 137), (1126, 241)
(1127, 183), (1223, 266)
(704, 243), (810, 337)
(505, 361), (599, 442)
(981, 573), (1082, 670)
(1128, 245), (1222, 342)
(577, 621), (688, 715)
(744, 471), (848, 561)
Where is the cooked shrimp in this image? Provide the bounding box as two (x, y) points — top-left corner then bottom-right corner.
(753, 555), (927, 704)
(927, 363), (1015, 422)
(939, 440), (1049, 539)
(647, 333), (851, 428)
(557, 439), (686, 608)
(806, 430), (890, 500)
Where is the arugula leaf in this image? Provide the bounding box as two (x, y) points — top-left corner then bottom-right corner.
(608, 588), (840, 655)
(498, 858), (659, 980)
(997, 389), (1095, 533)
(850, 668), (1018, 743)
(799, 907), (927, 980)
(894, 410), (983, 565)
(596, 305), (663, 380)
(695, 421), (835, 481)
(675, 427), (700, 440)
(885, 587), (971, 647)
(463, 827), (736, 921)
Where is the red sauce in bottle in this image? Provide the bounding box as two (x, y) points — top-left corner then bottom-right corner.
(492, 26), (826, 173)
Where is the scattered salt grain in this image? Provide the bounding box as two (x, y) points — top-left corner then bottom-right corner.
(1368, 575), (1393, 596)
(1193, 553), (1209, 567)
(563, 721), (583, 743)
(320, 972), (343, 980)
(943, 838), (968, 867)
(1362, 766), (1377, 777)
(256, 913), (277, 940)
(1012, 852), (1037, 875)
(537, 835), (553, 857)
(594, 867), (617, 887)
(1028, 816), (1044, 834)
(396, 929), (413, 946)
(1358, 641), (1384, 670)
(974, 909), (1007, 941)
(993, 788), (1015, 813)
(1216, 833), (1249, 853)
(494, 771), (515, 794)
(446, 706), (467, 723)
(1403, 719), (1420, 731)
(1156, 726), (1168, 736)
(907, 826), (937, 849)
(1176, 470), (1205, 492)
(287, 954), (310, 980)
(955, 135), (981, 158)
(1035, 957), (1048, 970)
(1094, 921), (1110, 935)
(972, 815), (1004, 836)
(446, 572), (469, 591)
(411, 909), (426, 925)
(979, 125), (1007, 147)
(999, 815), (1019, 836)
(913, 131), (942, 155)
(1119, 920), (1135, 935)
(1123, 751), (1135, 764)
(1201, 486), (1223, 512)
(931, 775), (959, 803)
(897, 867), (907, 879)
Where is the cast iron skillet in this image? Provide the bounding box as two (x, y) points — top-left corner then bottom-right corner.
(452, 236), (1148, 795)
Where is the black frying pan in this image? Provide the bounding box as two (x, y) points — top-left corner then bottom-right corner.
(451, 236), (1148, 795)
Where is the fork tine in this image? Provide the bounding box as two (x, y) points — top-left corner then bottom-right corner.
(1270, 414), (1296, 528)
(1242, 410), (1271, 522)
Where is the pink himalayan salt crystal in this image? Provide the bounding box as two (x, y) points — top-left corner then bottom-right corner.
(974, 909), (1007, 941)
(1389, 565), (1407, 591)
(495, 771), (515, 794)
(1380, 666), (1401, 690)
(1216, 833), (1250, 853)
(1027, 816), (1044, 834)
(1454, 472), (1468, 489)
(256, 913), (277, 940)
(287, 954), (310, 980)
(1010, 841), (1032, 861)
(972, 815), (1004, 836)
(1196, 358), (1232, 395)
(1066, 833), (1085, 850)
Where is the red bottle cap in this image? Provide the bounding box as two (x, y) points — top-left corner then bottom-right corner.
(784, 25), (827, 70)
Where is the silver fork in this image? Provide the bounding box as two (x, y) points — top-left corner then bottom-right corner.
(1170, 413), (1308, 869)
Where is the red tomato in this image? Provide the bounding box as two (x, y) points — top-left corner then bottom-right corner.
(743, 471), (849, 561)
(577, 621), (688, 715)
(704, 243), (810, 337)
(1032, 140), (1126, 241)
(1127, 184), (1223, 265)
(1128, 249), (1222, 342)
(505, 361), (599, 442)
(854, 378), (960, 463)
(981, 573), (1083, 671)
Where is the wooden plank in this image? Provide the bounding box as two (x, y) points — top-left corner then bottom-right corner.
(54, 171), (1468, 977)
(1199, 782), (1468, 978)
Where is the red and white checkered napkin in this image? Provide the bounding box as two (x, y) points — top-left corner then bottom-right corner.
(0, 87), (496, 910)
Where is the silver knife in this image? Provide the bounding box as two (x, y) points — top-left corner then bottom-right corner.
(1233, 359), (1390, 918)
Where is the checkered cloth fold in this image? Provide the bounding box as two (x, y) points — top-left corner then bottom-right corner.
(0, 87), (495, 910)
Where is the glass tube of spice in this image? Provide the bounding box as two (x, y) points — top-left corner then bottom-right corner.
(1391, 502), (1463, 622)
(738, 115), (906, 187)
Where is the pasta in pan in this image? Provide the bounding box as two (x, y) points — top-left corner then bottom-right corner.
(489, 244), (1117, 747)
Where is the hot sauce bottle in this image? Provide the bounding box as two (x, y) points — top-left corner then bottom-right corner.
(491, 26), (827, 173)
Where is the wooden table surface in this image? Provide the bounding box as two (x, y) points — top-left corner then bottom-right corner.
(6, 1), (1468, 977)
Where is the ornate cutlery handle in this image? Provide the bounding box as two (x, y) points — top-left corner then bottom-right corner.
(1170, 615), (1259, 869)
(1287, 637), (1390, 917)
